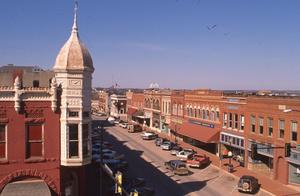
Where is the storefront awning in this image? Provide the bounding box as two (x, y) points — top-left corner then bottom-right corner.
(179, 122), (219, 143)
(1, 180), (51, 196)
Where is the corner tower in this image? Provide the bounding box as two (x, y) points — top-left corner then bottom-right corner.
(53, 2), (94, 166)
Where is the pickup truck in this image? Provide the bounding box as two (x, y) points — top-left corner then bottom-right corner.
(164, 160), (189, 175)
(176, 150), (193, 160)
(186, 154), (210, 168)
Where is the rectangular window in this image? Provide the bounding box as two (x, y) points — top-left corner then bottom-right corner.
(241, 139), (244, 147)
(234, 114), (238, 129)
(291, 121), (298, 142)
(223, 113), (227, 127)
(279, 120), (285, 139)
(0, 125), (6, 158)
(259, 117), (264, 134)
(82, 124), (89, 157)
(26, 124), (43, 158)
(229, 113), (233, 128)
(216, 111), (220, 121)
(268, 118), (273, 137)
(69, 124), (79, 158)
(69, 111), (79, 117)
(33, 80), (39, 87)
(240, 115), (245, 131)
(251, 115), (256, 133)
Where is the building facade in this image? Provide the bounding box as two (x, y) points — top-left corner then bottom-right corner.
(127, 89), (300, 186)
(0, 5), (95, 196)
(110, 94), (127, 121)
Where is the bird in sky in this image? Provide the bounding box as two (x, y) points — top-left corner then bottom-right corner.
(207, 24), (217, 30)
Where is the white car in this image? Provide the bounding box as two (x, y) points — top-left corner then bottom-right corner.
(140, 132), (158, 140)
(176, 150), (193, 160)
(160, 141), (173, 150)
(120, 123), (128, 128)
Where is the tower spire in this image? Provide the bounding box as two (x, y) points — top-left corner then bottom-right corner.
(72, 0), (78, 33)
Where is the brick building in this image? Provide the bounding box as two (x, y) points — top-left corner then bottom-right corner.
(0, 5), (95, 196)
(127, 89), (300, 186)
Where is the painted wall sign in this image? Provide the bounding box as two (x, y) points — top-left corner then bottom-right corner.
(188, 119), (214, 128)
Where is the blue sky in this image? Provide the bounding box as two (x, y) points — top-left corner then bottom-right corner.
(1, 0), (300, 90)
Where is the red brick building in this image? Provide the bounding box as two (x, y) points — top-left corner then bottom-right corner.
(0, 5), (95, 196)
(127, 89), (300, 186)
(0, 77), (61, 195)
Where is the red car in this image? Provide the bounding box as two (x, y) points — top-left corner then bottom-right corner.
(186, 154), (210, 168)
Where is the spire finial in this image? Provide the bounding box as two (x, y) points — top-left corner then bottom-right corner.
(72, 0), (78, 33)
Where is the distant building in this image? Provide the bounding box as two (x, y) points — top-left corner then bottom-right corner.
(110, 94), (127, 121)
(98, 90), (110, 114)
(0, 64), (54, 87)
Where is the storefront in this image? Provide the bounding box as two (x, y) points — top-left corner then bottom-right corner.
(160, 116), (169, 134)
(178, 119), (219, 154)
(220, 132), (245, 166)
(152, 112), (160, 129)
(288, 149), (300, 185)
(248, 140), (274, 178)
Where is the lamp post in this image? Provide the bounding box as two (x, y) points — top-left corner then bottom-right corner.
(227, 137), (233, 173)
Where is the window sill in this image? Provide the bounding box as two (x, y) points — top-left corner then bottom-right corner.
(24, 157), (45, 163)
(0, 159), (9, 164)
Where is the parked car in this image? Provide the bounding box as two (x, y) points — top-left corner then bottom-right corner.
(176, 150), (194, 160)
(154, 138), (164, 146)
(164, 160), (189, 175)
(160, 141), (173, 150)
(186, 154), (210, 168)
(120, 123), (128, 129)
(141, 132), (158, 140)
(170, 145), (182, 155)
(107, 116), (115, 124)
(237, 175), (259, 194)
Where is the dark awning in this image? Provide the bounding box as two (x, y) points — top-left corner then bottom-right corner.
(179, 122), (219, 143)
(1, 180), (51, 196)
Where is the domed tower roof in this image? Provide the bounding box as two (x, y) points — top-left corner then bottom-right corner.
(53, 3), (94, 72)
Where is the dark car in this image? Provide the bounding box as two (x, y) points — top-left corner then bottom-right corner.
(154, 138), (165, 146)
(237, 175), (259, 194)
(164, 160), (189, 175)
(170, 145), (183, 155)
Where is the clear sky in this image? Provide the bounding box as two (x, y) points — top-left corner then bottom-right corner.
(0, 0), (300, 90)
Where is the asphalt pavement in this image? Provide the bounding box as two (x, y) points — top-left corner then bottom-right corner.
(92, 115), (273, 196)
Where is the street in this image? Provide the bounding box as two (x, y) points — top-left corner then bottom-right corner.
(94, 116), (273, 196)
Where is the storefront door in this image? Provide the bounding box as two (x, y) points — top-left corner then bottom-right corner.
(289, 162), (300, 184)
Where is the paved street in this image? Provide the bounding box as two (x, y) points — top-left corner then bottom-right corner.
(96, 117), (273, 196)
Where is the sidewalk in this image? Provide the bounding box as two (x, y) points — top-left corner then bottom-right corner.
(156, 132), (300, 196)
